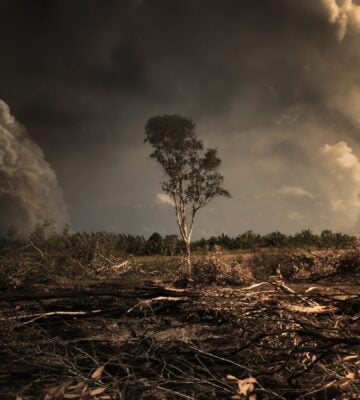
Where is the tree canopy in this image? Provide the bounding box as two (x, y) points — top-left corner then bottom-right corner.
(145, 114), (230, 263)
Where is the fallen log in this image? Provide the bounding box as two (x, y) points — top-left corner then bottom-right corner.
(0, 285), (195, 303)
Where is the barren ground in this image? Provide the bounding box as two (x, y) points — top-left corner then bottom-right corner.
(0, 262), (359, 399)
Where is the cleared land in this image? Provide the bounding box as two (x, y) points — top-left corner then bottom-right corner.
(0, 254), (359, 400)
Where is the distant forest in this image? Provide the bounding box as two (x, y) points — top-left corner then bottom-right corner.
(1, 226), (357, 258)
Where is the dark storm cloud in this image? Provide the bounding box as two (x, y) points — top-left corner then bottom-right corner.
(0, 100), (69, 235)
(2, 0), (360, 235)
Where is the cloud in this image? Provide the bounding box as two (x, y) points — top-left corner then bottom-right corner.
(276, 186), (314, 199)
(321, 141), (360, 181)
(4, 1), (360, 236)
(0, 99), (70, 236)
(287, 211), (306, 221)
(328, 87), (360, 127)
(319, 141), (360, 228)
(321, 0), (360, 40)
(156, 193), (174, 206)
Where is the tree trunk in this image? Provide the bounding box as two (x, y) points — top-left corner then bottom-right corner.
(185, 239), (191, 271)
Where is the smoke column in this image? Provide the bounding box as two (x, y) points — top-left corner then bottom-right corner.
(0, 99), (70, 236)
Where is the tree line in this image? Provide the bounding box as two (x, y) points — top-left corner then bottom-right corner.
(0, 227), (356, 260)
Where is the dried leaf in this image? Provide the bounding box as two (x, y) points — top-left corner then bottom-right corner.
(45, 385), (61, 396)
(238, 381), (254, 395)
(45, 381), (72, 399)
(340, 380), (351, 388)
(344, 355), (359, 361)
(91, 366), (105, 381)
(346, 372), (356, 379)
(234, 376), (258, 396)
(63, 394), (81, 399)
(59, 382), (73, 396)
(68, 381), (86, 391)
(90, 387), (106, 396)
(226, 374), (239, 382)
(81, 384), (89, 396)
(242, 377), (257, 384)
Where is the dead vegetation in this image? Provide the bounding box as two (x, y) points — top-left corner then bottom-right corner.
(0, 248), (360, 399)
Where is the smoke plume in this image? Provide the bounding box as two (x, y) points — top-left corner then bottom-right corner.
(0, 99), (69, 236)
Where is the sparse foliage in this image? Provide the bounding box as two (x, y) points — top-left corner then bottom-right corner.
(144, 114), (230, 264)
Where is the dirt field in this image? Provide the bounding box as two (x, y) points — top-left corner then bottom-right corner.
(1, 269), (359, 400)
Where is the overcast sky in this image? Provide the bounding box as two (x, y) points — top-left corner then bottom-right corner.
(2, 0), (360, 237)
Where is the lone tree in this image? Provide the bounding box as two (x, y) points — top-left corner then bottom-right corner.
(144, 114), (230, 265)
